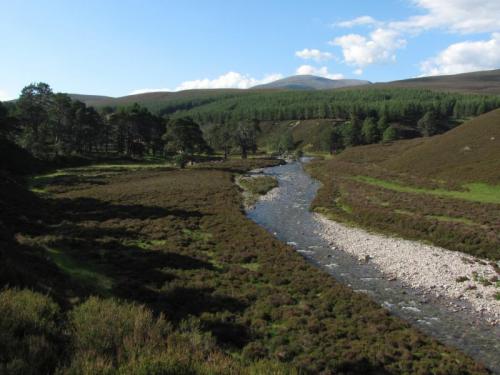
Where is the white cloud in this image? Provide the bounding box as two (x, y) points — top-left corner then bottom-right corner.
(353, 68), (363, 75)
(336, 1), (500, 36)
(335, 16), (380, 28)
(295, 65), (344, 80)
(175, 71), (283, 91)
(129, 88), (172, 95)
(390, 0), (500, 35)
(420, 33), (500, 76)
(331, 0), (500, 73)
(130, 72), (284, 93)
(331, 28), (406, 67)
(0, 89), (13, 101)
(295, 48), (333, 62)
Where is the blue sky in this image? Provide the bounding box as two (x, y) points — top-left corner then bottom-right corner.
(1, 0), (499, 99)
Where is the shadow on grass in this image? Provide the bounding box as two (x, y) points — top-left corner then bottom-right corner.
(3, 193), (225, 311)
(55, 197), (203, 221)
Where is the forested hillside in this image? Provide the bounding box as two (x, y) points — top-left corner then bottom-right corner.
(3, 82), (500, 165)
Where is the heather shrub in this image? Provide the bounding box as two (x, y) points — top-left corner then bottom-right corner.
(65, 297), (170, 371)
(0, 288), (62, 375)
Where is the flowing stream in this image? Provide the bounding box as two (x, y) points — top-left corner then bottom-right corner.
(246, 159), (500, 373)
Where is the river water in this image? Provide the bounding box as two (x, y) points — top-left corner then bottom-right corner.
(246, 159), (500, 373)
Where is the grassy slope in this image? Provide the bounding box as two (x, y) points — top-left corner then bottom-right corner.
(382, 109), (500, 184)
(0, 160), (488, 374)
(307, 111), (500, 260)
(372, 69), (500, 94)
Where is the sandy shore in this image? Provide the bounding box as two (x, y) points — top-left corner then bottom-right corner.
(313, 214), (500, 325)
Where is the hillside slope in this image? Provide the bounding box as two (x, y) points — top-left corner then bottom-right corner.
(374, 69), (500, 94)
(306, 109), (500, 260)
(384, 109), (500, 183)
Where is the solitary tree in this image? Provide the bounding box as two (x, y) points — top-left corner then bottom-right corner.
(321, 126), (343, 154)
(341, 113), (362, 147)
(17, 82), (53, 155)
(206, 123), (233, 159)
(0, 102), (17, 138)
(417, 111), (440, 137)
(382, 126), (397, 142)
(361, 117), (378, 144)
(234, 119), (260, 159)
(163, 117), (208, 156)
(277, 130), (295, 154)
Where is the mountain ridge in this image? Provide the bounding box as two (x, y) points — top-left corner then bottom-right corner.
(252, 75), (371, 90)
(57, 68), (500, 109)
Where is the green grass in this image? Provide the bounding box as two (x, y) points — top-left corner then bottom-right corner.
(126, 239), (168, 250)
(354, 176), (500, 204)
(240, 262), (260, 271)
(239, 176), (278, 196)
(45, 247), (114, 293)
(182, 229), (213, 242)
(426, 215), (477, 226)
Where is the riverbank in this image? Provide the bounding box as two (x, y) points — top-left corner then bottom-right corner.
(313, 213), (500, 325)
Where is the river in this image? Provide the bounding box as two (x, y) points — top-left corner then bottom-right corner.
(246, 159), (500, 373)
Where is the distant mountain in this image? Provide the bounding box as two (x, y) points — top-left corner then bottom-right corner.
(62, 69), (500, 110)
(374, 69), (500, 94)
(252, 75), (371, 90)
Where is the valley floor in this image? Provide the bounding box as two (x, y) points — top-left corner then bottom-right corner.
(1, 158), (490, 374)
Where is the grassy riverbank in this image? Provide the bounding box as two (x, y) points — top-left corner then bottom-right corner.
(0, 159), (489, 374)
(306, 111), (500, 262)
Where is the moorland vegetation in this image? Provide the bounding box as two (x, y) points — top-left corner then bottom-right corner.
(0, 160), (489, 374)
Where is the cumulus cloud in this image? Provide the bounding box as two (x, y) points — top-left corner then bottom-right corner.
(335, 16), (380, 28)
(336, 1), (500, 35)
(420, 33), (500, 76)
(295, 65), (344, 80)
(0, 89), (13, 101)
(331, 0), (500, 73)
(331, 28), (406, 67)
(353, 68), (363, 75)
(130, 72), (284, 93)
(390, 0), (500, 35)
(129, 88), (172, 95)
(175, 71), (283, 90)
(295, 48), (333, 62)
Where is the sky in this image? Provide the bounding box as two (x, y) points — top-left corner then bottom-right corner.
(1, 0), (500, 100)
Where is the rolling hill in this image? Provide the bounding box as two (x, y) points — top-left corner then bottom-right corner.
(334, 108), (500, 184)
(383, 108), (500, 183)
(63, 69), (500, 113)
(252, 75), (370, 90)
(374, 68), (500, 94)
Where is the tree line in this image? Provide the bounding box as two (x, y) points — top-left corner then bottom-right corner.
(0, 83), (265, 167)
(2, 82), (500, 164)
(176, 88), (500, 126)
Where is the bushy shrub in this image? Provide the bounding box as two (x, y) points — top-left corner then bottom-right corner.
(173, 153), (189, 168)
(0, 288), (62, 375)
(65, 297), (171, 371)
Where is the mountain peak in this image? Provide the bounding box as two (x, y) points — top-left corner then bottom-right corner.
(252, 75), (371, 90)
